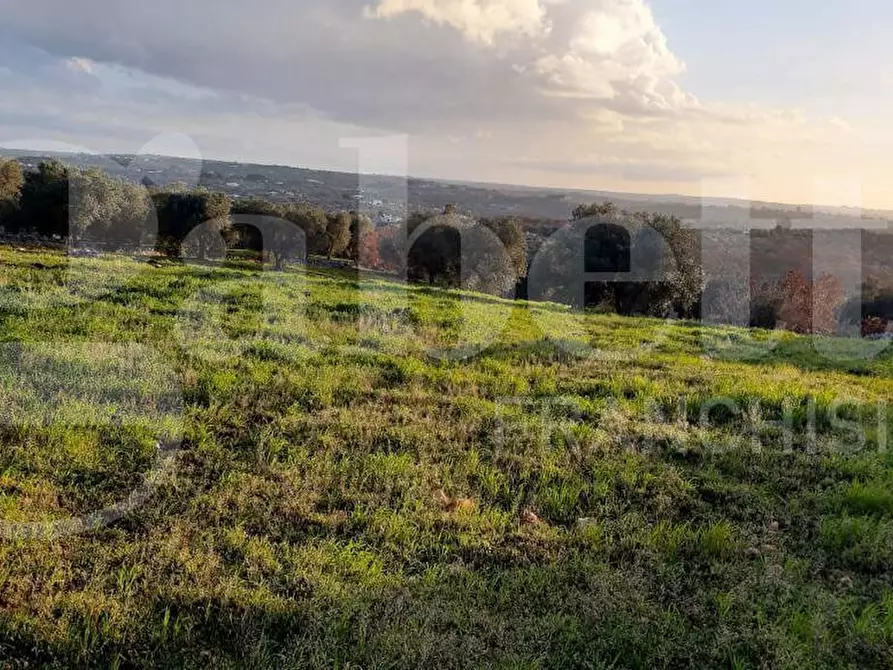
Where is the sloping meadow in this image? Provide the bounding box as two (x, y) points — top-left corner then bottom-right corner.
(0, 247), (892, 667)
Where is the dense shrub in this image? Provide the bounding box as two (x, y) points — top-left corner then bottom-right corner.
(405, 208), (520, 296)
(375, 225), (403, 273)
(747, 271), (846, 334)
(69, 167), (151, 245)
(16, 160), (70, 237)
(839, 278), (893, 337)
(153, 188), (231, 259)
(324, 211), (352, 259)
(0, 158), (23, 203)
(528, 210), (703, 318)
(0, 158), (23, 227)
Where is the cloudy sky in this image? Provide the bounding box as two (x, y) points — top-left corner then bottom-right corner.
(1, 0), (892, 207)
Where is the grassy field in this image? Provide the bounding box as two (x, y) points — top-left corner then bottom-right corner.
(0, 246), (892, 668)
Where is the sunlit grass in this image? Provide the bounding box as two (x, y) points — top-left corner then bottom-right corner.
(0, 245), (891, 667)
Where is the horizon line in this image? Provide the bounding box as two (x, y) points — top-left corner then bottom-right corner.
(0, 144), (885, 217)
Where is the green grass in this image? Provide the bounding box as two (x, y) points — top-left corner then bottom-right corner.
(0, 246), (892, 667)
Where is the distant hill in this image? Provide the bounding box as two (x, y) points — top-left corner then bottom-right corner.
(3, 147), (890, 228)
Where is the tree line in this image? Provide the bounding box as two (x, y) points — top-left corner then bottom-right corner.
(8, 155), (883, 333)
(0, 157), (377, 265)
(0, 156), (705, 317)
(0, 157), (529, 270)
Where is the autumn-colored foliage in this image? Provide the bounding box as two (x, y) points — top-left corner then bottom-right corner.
(812, 273), (845, 335)
(862, 316), (889, 337)
(776, 270), (812, 333)
(761, 270), (845, 334)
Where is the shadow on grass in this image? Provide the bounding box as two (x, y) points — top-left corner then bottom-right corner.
(0, 553), (760, 669)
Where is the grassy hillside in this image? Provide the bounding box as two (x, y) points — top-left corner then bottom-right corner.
(0, 247), (892, 668)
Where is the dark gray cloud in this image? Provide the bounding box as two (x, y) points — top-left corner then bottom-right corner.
(0, 0), (581, 134)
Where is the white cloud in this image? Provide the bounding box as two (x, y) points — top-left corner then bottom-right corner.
(0, 0), (885, 205)
(534, 0), (690, 110)
(365, 0), (550, 45)
(366, 0), (694, 112)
